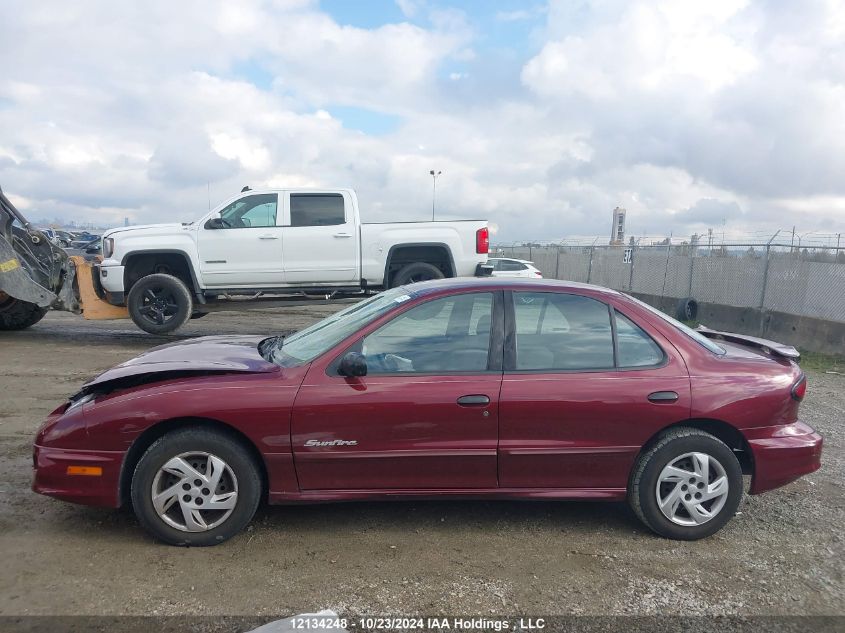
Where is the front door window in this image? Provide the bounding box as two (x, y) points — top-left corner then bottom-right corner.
(361, 292), (494, 373)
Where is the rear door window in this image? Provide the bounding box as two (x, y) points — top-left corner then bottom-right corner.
(511, 292), (614, 370)
(290, 194), (345, 227)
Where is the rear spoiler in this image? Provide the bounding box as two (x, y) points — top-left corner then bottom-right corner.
(696, 325), (800, 360)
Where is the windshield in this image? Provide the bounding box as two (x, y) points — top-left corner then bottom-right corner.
(263, 287), (415, 365)
(624, 294), (726, 355)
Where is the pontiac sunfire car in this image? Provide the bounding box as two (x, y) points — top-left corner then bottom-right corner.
(33, 278), (822, 545)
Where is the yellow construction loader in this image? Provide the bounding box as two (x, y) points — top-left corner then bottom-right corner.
(0, 187), (126, 330)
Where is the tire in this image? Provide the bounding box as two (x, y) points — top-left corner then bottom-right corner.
(0, 298), (48, 330)
(130, 428), (262, 546)
(127, 273), (193, 334)
(391, 262), (445, 287)
(628, 427), (743, 540)
(676, 297), (698, 321)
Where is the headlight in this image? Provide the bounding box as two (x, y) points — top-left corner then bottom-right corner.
(103, 237), (114, 258)
(66, 392), (96, 413)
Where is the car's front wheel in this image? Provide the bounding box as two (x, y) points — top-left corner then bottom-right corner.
(628, 428), (743, 540)
(130, 428), (262, 546)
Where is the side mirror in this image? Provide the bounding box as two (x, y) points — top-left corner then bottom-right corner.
(338, 351), (367, 377)
(205, 217), (226, 230)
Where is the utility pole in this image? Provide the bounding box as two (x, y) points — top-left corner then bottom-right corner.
(429, 170), (441, 221)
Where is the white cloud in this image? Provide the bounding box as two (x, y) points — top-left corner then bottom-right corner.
(0, 0), (843, 242)
(395, 0), (422, 19)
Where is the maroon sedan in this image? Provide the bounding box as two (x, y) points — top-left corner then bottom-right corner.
(33, 278), (822, 545)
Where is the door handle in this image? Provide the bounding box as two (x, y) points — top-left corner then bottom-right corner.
(333, 233), (352, 238)
(457, 395), (490, 406)
(648, 391), (679, 403)
(258, 234), (279, 240)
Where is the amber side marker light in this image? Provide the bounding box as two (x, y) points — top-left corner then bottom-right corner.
(66, 466), (103, 476)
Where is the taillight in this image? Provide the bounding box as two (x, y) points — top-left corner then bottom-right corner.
(476, 227), (489, 254)
(791, 374), (807, 401)
(534, 271), (543, 277)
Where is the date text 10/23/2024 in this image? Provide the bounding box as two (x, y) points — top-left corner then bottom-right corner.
(289, 616), (547, 631)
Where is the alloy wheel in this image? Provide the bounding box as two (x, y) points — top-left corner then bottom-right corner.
(407, 273), (436, 283)
(138, 286), (179, 326)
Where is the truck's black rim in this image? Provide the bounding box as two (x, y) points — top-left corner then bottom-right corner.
(138, 286), (179, 325)
(406, 271), (439, 283)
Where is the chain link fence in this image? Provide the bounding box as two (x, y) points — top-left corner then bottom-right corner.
(493, 242), (845, 324)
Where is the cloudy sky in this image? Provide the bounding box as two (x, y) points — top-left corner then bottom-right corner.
(1, 0), (844, 242)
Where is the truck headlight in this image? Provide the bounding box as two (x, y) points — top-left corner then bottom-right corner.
(103, 237), (114, 258)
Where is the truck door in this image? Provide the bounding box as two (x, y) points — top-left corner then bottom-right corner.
(281, 191), (359, 284)
(197, 193), (285, 287)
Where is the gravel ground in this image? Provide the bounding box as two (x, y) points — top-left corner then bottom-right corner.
(0, 309), (842, 619)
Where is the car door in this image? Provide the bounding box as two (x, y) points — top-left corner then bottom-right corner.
(281, 191), (359, 284)
(197, 193), (285, 287)
(498, 290), (691, 491)
(291, 290), (504, 490)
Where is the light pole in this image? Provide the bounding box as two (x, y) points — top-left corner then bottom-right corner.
(429, 170), (441, 221)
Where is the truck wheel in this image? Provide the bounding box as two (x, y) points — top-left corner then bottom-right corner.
(127, 273), (193, 335)
(391, 262), (445, 287)
(0, 297), (48, 330)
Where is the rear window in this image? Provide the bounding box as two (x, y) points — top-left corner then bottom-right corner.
(624, 295), (725, 355)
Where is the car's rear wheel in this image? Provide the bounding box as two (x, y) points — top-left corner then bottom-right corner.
(628, 428), (743, 540)
(127, 273), (193, 334)
(391, 262), (445, 287)
(130, 428), (262, 546)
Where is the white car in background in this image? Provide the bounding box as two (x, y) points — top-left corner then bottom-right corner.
(488, 257), (543, 278)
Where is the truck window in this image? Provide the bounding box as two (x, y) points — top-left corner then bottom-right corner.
(219, 194), (278, 228)
(290, 193), (345, 227)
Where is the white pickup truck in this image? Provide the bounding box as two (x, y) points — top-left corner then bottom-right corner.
(97, 188), (491, 333)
